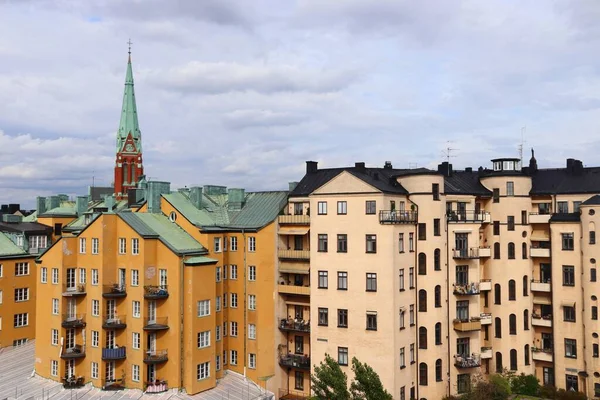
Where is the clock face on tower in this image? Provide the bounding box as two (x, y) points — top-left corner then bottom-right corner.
(125, 143), (134, 152)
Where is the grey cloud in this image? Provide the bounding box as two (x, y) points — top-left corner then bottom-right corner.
(222, 109), (308, 129)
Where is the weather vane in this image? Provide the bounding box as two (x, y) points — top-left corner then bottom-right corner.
(127, 38), (133, 55)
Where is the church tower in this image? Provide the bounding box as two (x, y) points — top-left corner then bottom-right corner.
(114, 44), (144, 199)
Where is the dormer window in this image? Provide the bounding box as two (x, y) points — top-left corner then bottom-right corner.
(492, 159), (521, 172)
(493, 161), (502, 171)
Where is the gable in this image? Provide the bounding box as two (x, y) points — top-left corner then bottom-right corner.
(312, 171), (381, 195)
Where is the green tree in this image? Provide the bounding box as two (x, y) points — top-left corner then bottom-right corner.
(310, 354), (350, 400)
(349, 357), (393, 400)
(510, 373), (540, 396)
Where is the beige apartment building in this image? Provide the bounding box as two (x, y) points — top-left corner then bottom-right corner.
(275, 153), (600, 400)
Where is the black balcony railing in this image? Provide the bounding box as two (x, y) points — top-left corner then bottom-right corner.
(102, 314), (127, 329)
(143, 317), (169, 331)
(279, 318), (310, 333)
(279, 388), (310, 400)
(279, 354), (310, 370)
(61, 344), (85, 359)
(454, 353), (481, 368)
(453, 283), (480, 295)
(62, 284), (86, 297)
(144, 349), (168, 364)
(102, 347), (126, 360)
(62, 376), (85, 389)
(102, 284), (127, 298)
(144, 285), (169, 299)
(447, 210), (490, 223)
(61, 314), (86, 328)
(379, 210), (418, 224)
(145, 380), (168, 393)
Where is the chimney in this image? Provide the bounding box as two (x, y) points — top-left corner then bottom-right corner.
(36, 197), (46, 215)
(288, 182), (298, 191)
(76, 196), (88, 216)
(566, 158), (575, 172)
(105, 195), (116, 212)
(2, 214), (22, 223)
(306, 161), (318, 174)
(437, 162), (453, 177)
(355, 162), (366, 173)
(574, 160), (584, 176)
(190, 186), (203, 210)
(7, 204), (19, 214)
(465, 167), (472, 173)
(48, 196), (60, 210)
(478, 166), (484, 176)
(228, 188), (246, 210)
(147, 181), (171, 214)
(529, 149), (538, 174)
(384, 161), (393, 169)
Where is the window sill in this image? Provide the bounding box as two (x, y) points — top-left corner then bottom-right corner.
(366, 289), (377, 293)
(410, 323), (415, 327)
(338, 325), (348, 329)
(410, 361), (415, 365)
(337, 288), (348, 291)
(366, 328), (378, 331)
(399, 251), (405, 254)
(400, 326), (406, 330)
(400, 288), (405, 292)
(400, 365), (406, 370)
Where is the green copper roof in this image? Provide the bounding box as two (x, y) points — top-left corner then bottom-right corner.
(117, 55), (142, 152)
(184, 256), (218, 266)
(0, 231), (27, 258)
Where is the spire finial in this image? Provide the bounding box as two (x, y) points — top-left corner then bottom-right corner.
(127, 38), (132, 61)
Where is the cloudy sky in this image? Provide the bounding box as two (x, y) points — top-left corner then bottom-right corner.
(1, 0), (600, 207)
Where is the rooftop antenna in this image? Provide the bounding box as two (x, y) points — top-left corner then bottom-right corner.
(518, 126), (527, 164)
(442, 141), (458, 163)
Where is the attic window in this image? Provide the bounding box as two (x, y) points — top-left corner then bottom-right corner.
(590, 210), (596, 216)
(169, 211), (177, 222)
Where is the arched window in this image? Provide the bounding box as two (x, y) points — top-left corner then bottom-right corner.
(419, 327), (428, 349)
(123, 162), (129, 184)
(508, 279), (516, 301)
(495, 317), (502, 338)
(435, 322), (442, 345)
(434, 249), (441, 271)
(130, 164), (136, 184)
(418, 289), (427, 312)
(523, 310), (529, 330)
(419, 362), (428, 386)
(509, 314), (517, 335)
(494, 283), (501, 305)
(524, 344), (530, 365)
(522, 242), (527, 259)
(590, 222), (596, 245)
(510, 349), (517, 371)
(435, 359), (442, 382)
(418, 253), (427, 275)
(495, 352), (503, 373)
(523, 275), (528, 296)
(435, 285), (441, 308)
(494, 242), (500, 259)
(508, 242), (515, 259)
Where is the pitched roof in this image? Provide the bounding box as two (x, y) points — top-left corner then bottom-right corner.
(116, 55), (142, 153)
(582, 195), (600, 205)
(0, 221), (52, 235)
(550, 212), (581, 223)
(0, 231), (27, 258)
(445, 171), (493, 196)
(530, 167), (600, 195)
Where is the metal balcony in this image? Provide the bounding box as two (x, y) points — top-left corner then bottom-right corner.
(454, 353), (481, 368)
(453, 283), (480, 295)
(278, 283), (310, 295)
(278, 249), (310, 260)
(144, 285), (169, 300)
(62, 284), (86, 297)
(279, 215), (310, 225)
(279, 318), (310, 333)
(379, 210), (418, 224)
(279, 354), (310, 370)
(447, 211), (491, 224)
(61, 344), (85, 359)
(144, 349), (168, 364)
(102, 284), (127, 299)
(61, 314), (86, 329)
(143, 317), (169, 331)
(145, 380), (168, 393)
(453, 248), (484, 259)
(102, 315), (127, 330)
(102, 347), (126, 360)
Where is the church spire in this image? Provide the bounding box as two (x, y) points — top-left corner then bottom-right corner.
(116, 39), (141, 153)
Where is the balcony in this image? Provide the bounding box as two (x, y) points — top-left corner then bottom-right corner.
(530, 247), (550, 258)
(532, 348), (553, 362)
(279, 318), (310, 333)
(61, 314), (86, 329)
(479, 280), (492, 291)
(454, 353), (481, 368)
(481, 347), (493, 359)
(102, 379), (125, 391)
(453, 318), (481, 332)
(478, 247), (491, 257)
(144, 349), (168, 364)
(379, 210), (418, 224)
(279, 215), (310, 225)
(529, 213), (551, 224)
(145, 380), (168, 394)
(279, 389), (310, 400)
(103, 284), (127, 299)
(480, 313), (492, 325)
(453, 248), (485, 259)
(278, 283), (310, 296)
(143, 285), (169, 300)
(447, 210), (491, 224)
(62, 376), (85, 389)
(61, 344), (85, 359)
(532, 314), (552, 328)
(453, 282), (480, 295)
(102, 314), (127, 330)
(278, 249), (310, 260)
(279, 354), (310, 371)
(531, 280), (551, 293)
(29, 246), (48, 255)
(62, 284), (86, 297)
(102, 347), (126, 361)
(144, 317), (169, 331)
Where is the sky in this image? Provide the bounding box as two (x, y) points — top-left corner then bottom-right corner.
(2, 0), (600, 207)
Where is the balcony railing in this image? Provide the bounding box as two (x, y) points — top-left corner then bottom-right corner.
(279, 318), (310, 333)
(278, 283), (310, 296)
(453, 248), (485, 259)
(279, 388), (310, 400)
(530, 247), (550, 258)
(531, 280), (551, 293)
(529, 212), (551, 224)
(278, 249), (310, 260)
(62, 376), (85, 389)
(62, 314), (86, 329)
(103, 284), (127, 298)
(453, 318), (481, 332)
(143, 285), (169, 300)
(481, 347), (493, 359)
(447, 211), (491, 223)
(279, 215), (310, 225)
(61, 344), (85, 359)
(379, 210), (418, 224)
(102, 378), (125, 391)
(532, 347), (553, 362)
(279, 354), (311, 370)
(143, 317), (169, 331)
(145, 380), (168, 393)
(102, 347), (126, 360)
(144, 349), (168, 364)
(480, 313), (492, 325)
(479, 279), (492, 291)
(453, 282), (480, 295)
(62, 283), (86, 297)
(454, 353), (481, 368)
(532, 313), (553, 328)
(102, 314), (127, 329)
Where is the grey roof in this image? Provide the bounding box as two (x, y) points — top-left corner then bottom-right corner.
(445, 171), (493, 196)
(89, 186), (114, 201)
(0, 231), (28, 258)
(550, 212), (581, 222)
(0, 221), (53, 235)
(582, 195), (600, 205)
(530, 167), (600, 195)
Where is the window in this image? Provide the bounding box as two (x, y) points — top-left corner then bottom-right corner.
(131, 364), (140, 382)
(409, 233), (414, 251)
(456, 265), (468, 285)
(133, 301), (140, 318)
(197, 362), (210, 380)
(248, 353), (257, 369)
(318, 201), (327, 215)
(563, 266), (575, 286)
(524, 310), (529, 330)
(216, 355), (221, 371)
(495, 317), (502, 338)
(41, 267), (47, 283)
(399, 309), (405, 329)
(593, 306), (598, 320)
(457, 374), (470, 394)
(338, 347), (348, 366)
(410, 343), (415, 363)
(419, 363), (428, 386)
(493, 221), (500, 235)
(366, 313), (377, 331)
(558, 201), (568, 213)
(409, 267), (415, 289)
(132, 238), (139, 254)
(15, 263), (29, 276)
(400, 387), (405, 400)
(14, 313), (28, 327)
(248, 323), (256, 339)
(435, 322), (442, 345)
(494, 284), (501, 305)
(79, 268), (86, 284)
(565, 339), (577, 358)
(508, 279), (516, 300)
(365, 201), (376, 214)
(398, 233), (404, 252)
(318, 308), (328, 326)
(51, 360), (58, 377)
(214, 237), (222, 253)
(509, 314), (517, 335)
(230, 236), (237, 251)
(432, 183), (440, 200)
(574, 201), (582, 213)
(493, 188), (500, 203)
(248, 294), (256, 310)
(594, 344), (600, 358)
(91, 238), (99, 254)
(409, 304), (415, 325)
(506, 216), (515, 231)
(338, 309), (348, 328)
(318, 234), (328, 252)
(399, 269), (405, 291)
(14, 288), (29, 302)
(418, 253), (426, 275)
(216, 326), (221, 341)
(562, 233), (574, 250)
(591, 231), (596, 245)
(79, 238), (86, 253)
(560, 304), (576, 322)
(52, 268), (59, 284)
(91, 299), (99, 316)
(248, 237), (256, 252)
(52, 298), (59, 314)
(434, 249), (441, 270)
(337, 201), (347, 215)
(295, 371), (304, 391)
(91, 330), (99, 347)
(337, 272), (348, 290)
(51, 329), (58, 345)
(507, 181), (514, 196)
(230, 321), (238, 337)
(91, 269), (98, 285)
(132, 332), (140, 349)
(230, 264), (238, 279)
(456, 300), (469, 321)
(231, 293), (238, 308)
(419, 327), (427, 349)
(494, 242), (500, 259)
(400, 347), (406, 368)
(230, 350), (238, 365)
(197, 300), (210, 317)
(318, 271), (328, 288)
(91, 362), (98, 379)
(566, 374), (578, 392)
(216, 266), (221, 282)
(366, 273), (377, 292)
(510, 349), (517, 371)
(435, 285), (441, 307)
(337, 234), (347, 253)
(130, 269), (139, 286)
(119, 238), (126, 254)
(496, 352), (503, 373)
(418, 290), (427, 312)
(366, 235), (377, 253)
(508, 242), (515, 259)
(418, 223), (426, 240)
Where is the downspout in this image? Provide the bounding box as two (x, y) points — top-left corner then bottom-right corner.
(409, 198), (419, 400)
(180, 255), (185, 391)
(445, 203), (451, 398)
(243, 229), (248, 378)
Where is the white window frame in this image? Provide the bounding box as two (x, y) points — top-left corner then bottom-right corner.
(248, 323), (256, 340)
(216, 267), (221, 282)
(216, 355), (221, 371)
(231, 264), (238, 279)
(91, 330), (99, 347)
(132, 238), (139, 255)
(216, 325), (221, 341)
(249, 353), (256, 369)
(118, 238), (126, 254)
(91, 269), (98, 285)
(231, 293), (238, 308)
(15, 263), (29, 276)
(197, 300), (210, 317)
(248, 294), (256, 310)
(14, 313), (28, 327)
(52, 268), (59, 284)
(231, 350), (238, 365)
(132, 332), (140, 349)
(214, 237), (222, 253)
(41, 267), (47, 283)
(216, 296), (221, 312)
(79, 268), (86, 284)
(197, 362), (210, 380)
(198, 331), (211, 348)
(79, 238), (86, 254)
(248, 237), (256, 252)
(131, 269), (139, 286)
(133, 301), (141, 318)
(231, 321), (238, 337)
(52, 298), (59, 315)
(51, 360), (58, 376)
(132, 365), (140, 382)
(91, 238), (99, 254)
(223, 264), (228, 280)
(51, 329), (58, 345)
(91, 362), (98, 379)
(14, 288), (29, 302)
(249, 266), (256, 281)
(230, 236), (237, 251)
(92, 300), (100, 316)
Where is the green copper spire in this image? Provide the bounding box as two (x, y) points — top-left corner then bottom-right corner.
(117, 44), (141, 153)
